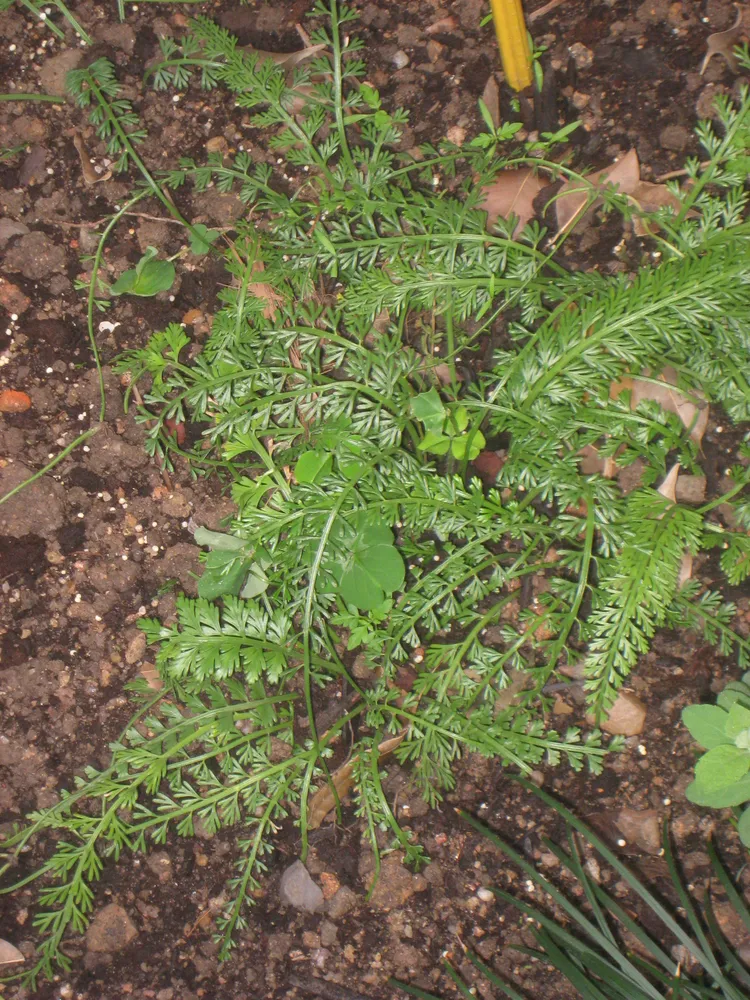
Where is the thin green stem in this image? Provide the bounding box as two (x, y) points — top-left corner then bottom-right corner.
(0, 92), (65, 103)
(329, 0), (355, 172)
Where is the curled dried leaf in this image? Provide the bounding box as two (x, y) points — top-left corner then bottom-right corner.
(248, 259), (284, 320)
(700, 6), (745, 75)
(657, 462), (681, 503)
(307, 731), (407, 829)
(242, 42), (328, 70)
(481, 75), (501, 129)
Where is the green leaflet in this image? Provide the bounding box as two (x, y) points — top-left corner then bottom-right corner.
(681, 704), (733, 749)
(328, 515), (405, 611)
(110, 247), (175, 296)
(193, 525), (270, 601)
(188, 223), (220, 255)
(412, 390), (487, 462)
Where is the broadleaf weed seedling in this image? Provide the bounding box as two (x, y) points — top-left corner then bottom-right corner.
(2, 0), (750, 986)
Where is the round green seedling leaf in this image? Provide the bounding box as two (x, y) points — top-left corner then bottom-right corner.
(334, 521), (405, 611)
(726, 702), (750, 741)
(295, 450), (333, 484)
(686, 773), (750, 808)
(681, 704), (732, 749)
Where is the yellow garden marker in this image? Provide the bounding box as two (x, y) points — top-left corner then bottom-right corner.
(489, 0), (533, 91)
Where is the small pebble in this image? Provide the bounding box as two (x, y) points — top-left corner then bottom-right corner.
(392, 50), (410, 69)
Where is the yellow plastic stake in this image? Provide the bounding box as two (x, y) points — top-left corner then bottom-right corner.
(489, 0), (533, 92)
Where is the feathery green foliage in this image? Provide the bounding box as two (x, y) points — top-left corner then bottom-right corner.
(2, 0), (750, 985)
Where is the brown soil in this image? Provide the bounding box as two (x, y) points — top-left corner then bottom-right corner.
(1, 1), (749, 999)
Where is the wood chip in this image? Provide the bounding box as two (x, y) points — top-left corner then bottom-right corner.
(0, 389), (32, 413)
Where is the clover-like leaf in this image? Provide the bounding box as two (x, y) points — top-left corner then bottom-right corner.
(331, 518), (405, 611)
(686, 772), (750, 808)
(193, 526), (247, 552)
(240, 563), (269, 599)
(418, 429), (451, 455)
(411, 388), (446, 432)
(739, 805), (750, 848)
(450, 428), (486, 461)
(725, 702), (750, 742)
(188, 223), (220, 255)
(686, 743), (750, 807)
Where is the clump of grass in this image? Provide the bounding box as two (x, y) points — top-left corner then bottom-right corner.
(395, 780), (750, 1000)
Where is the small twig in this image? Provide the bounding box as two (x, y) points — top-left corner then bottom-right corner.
(654, 160), (710, 182)
(528, 0), (569, 22)
(295, 21), (313, 47)
(38, 212), (235, 231)
(288, 975), (374, 1000)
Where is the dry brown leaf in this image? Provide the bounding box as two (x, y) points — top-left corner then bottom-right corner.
(242, 42), (327, 70)
(678, 552), (694, 588)
(630, 179), (685, 236)
(72, 133), (112, 187)
(307, 731), (407, 830)
(417, 358), (463, 385)
(0, 939), (24, 967)
(656, 464), (695, 588)
(700, 6), (745, 75)
(248, 259), (284, 320)
(139, 664), (163, 691)
(555, 149), (640, 233)
(610, 366), (709, 445)
(577, 443), (620, 478)
(657, 462), (681, 503)
(481, 168), (547, 236)
(481, 75), (501, 129)
(631, 180), (683, 213)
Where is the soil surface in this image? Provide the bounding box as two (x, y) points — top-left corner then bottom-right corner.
(1, 1), (749, 999)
